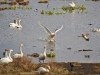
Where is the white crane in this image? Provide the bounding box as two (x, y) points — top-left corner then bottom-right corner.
(39, 22), (63, 42)
(0, 49), (13, 64)
(13, 44), (24, 58)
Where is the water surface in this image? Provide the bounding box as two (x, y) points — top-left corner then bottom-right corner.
(0, 0), (100, 63)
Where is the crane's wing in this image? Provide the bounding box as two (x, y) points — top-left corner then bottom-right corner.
(38, 22), (52, 35)
(55, 25), (63, 33)
(86, 31), (90, 36)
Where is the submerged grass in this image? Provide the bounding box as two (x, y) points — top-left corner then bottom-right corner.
(40, 5), (86, 15)
(0, 0), (32, 11)
(46, 51), (56, 58)
(61, 5), (86, 11)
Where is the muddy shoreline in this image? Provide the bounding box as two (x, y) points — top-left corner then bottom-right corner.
(56, 62), (100, 74)
(0, 57), (100, 75)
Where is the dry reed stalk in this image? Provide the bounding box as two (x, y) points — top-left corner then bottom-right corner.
(12, 56), (35, 72)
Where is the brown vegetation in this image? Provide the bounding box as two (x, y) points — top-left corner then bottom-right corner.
(0, 0), (7, 4)
(0, 56), (100, 75)
(0, 8), (5, 11)
(8, 1), (17, 5)
(0, 0), (30, 6)
(92, 0), (100, 1)
(18, 1), (29, 6)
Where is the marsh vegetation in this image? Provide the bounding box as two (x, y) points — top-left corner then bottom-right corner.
(0, 0), (32, 11)
(0, 56), (100, 75)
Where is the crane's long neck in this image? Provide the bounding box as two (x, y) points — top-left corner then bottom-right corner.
(44, 47), (46, 56)
(9, 50), (12, 60)
(18, 20), (21, 25)
(5, 51), (8, 58)
(15, 19), (18, 24)
(20, 45), (23, 54)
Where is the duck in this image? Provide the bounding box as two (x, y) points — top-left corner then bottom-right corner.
(82, 32), (90, 41)
(13, 44), (24, 58)
(38, 0), (48, 3)
(69, 1), (75, 8)
(0, 49), (13, 64)
(9, 18), (19, 27)
(27, 53), (39, 58)
(16, 19), (22, 28)
(67, 47), (71, 50)
(92, 28), (100, 32)
(38, 22), (63, 42)
(36, 65), (50, 74)
(34, 9), (38, 12)
(50, 47), (54, 51)
(82, 34), (89, 41)
(38, 45), (47, 63)
(84, 55), (90, 58)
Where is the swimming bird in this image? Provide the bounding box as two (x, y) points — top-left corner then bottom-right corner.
(84, 55), (90, 58)
(92, 28), (100, 32)
(38, 45), (47, 63)
(9, 18), (19, 27)
(16, 19), (22, 28)
(82, 34), (89, 41)
(50, 47), (54, 51)
(34, 9), (38, 12)
(82, 32), (90, 41)
(27, 53), (39, 58)
(0, 49), (13, 64)
(36, 65), (50, 74)
(67, 47), (71, 50)
(38, 0), (48, 3)
(13, 44), (24, 58)
(39, 22), (63, 42)
(69, 1), (75, 8)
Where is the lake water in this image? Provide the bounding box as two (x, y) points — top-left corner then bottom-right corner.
(0, 0), (100, 63)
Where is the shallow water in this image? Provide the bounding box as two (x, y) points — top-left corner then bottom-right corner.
(0, 0), (100, 63)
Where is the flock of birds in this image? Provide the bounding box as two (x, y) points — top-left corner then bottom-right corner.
(9, 18), (22, 28)
(0, 1), (100, 74)
(0, 44), (49, 74)
(0, 44), (24, 64)
(0, 17), (64, 74)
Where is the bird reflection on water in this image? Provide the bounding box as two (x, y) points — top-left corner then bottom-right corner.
(46, 41), (55, 51)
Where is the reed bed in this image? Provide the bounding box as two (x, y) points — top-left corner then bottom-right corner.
(0, 56), (100, 75)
